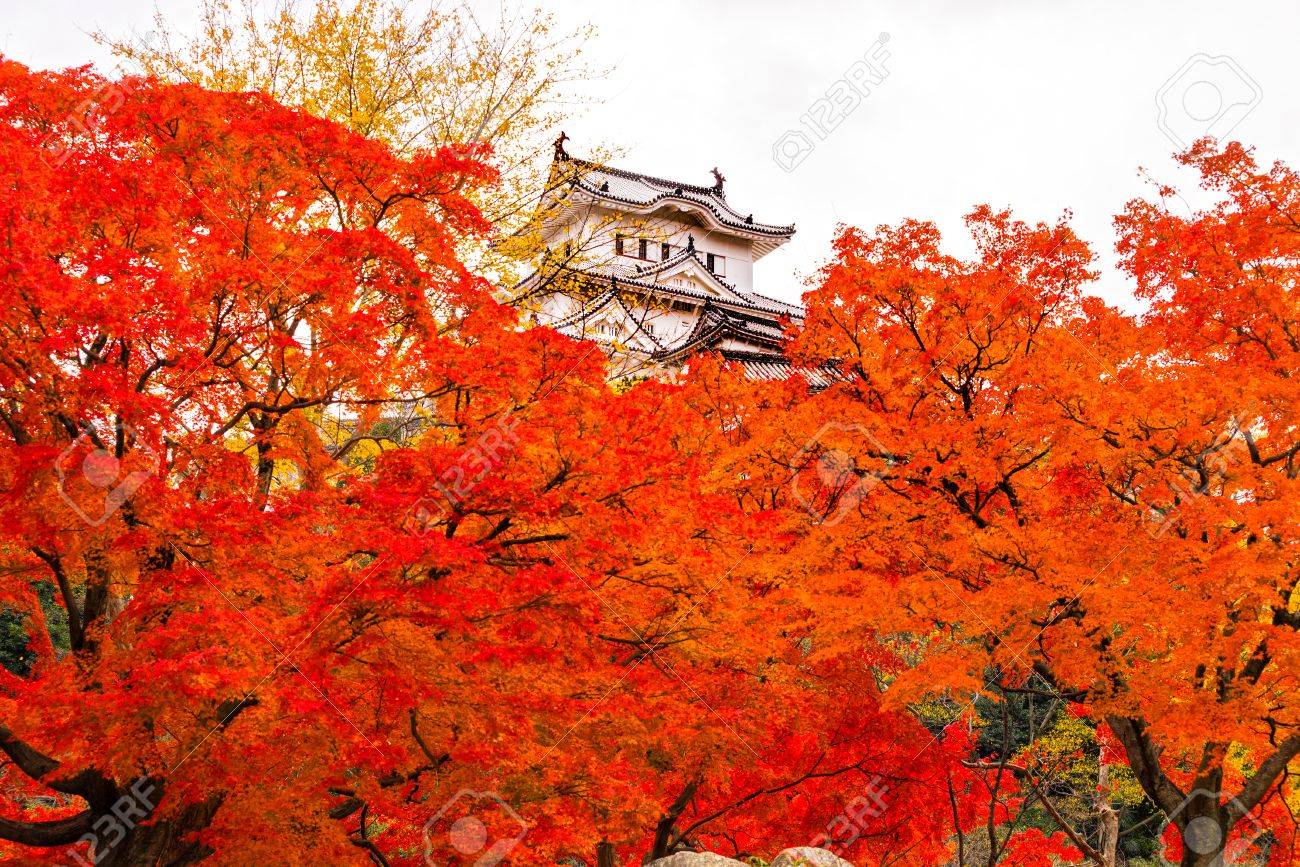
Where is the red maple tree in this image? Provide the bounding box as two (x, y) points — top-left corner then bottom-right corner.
(705, 149), (1300, 865)
(0, 60), (968, 866)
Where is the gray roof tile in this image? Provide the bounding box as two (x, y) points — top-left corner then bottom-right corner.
(558, 158), (795, 238)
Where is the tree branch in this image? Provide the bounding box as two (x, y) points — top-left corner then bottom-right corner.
(0, 810), (92, 847)
(1229, 734), (1300, 823)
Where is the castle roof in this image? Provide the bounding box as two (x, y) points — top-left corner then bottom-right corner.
(525, 254), (800, 320)
(719, 350), (838, 390)
(552, 156), (795, 260)
(540, 287), (837, 390)
(527, 138), (827, 386)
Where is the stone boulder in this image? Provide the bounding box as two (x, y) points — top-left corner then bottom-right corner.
(646, 853), (748, 867)
(770, 847), (853, 867)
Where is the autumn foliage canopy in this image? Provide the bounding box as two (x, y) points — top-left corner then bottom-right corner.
(0, 51), (1297, 867)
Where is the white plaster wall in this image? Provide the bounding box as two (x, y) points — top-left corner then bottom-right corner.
(583, 202), (759, 293)
(535, 182), (795, 298)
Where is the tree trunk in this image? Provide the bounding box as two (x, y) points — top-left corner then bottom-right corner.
(1095, 761), (1119, 867)
(97, 795), (222, 867)
(649, 777), (701, 859)
(1104, 717), (1286, 867)
(1172, 796), (1230, 867)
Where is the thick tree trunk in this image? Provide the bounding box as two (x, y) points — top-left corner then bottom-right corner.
(97, 795), (221, 867)
(1104, 717), (1282, 867)
(1172, 792), (1231, 867)
(0, 712), (243, 865)
(1178, 831), (1232, 866)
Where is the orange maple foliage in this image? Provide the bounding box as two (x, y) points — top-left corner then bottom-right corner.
(13, 50), (1297, 867)
(704, 149), (1300, 865)
(0, 60), (971, 866)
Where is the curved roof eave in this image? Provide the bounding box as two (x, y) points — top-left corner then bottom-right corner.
(576, 184), (795, 238)
(552, 157), (796, 255)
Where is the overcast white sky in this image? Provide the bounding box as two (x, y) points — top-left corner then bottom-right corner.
(5, 0), (1298, 308)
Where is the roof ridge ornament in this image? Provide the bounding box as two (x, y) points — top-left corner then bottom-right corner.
(553, 130), (569, 161)
(710, 166), (726, 194)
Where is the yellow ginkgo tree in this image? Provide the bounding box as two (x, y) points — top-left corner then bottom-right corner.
(99, 0), (600, 283)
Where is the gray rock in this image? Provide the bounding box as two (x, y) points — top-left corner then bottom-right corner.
(646, 853), (748, 867)
(770, 848), (853, 867)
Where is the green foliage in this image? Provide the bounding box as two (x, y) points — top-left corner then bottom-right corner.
(0, 582), (69, 676)
(969, 672), (1164, 860)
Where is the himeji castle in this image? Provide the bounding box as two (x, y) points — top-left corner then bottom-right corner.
(514, 134), (831, 386)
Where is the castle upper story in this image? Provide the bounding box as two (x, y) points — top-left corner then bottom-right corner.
(533, 135), (794, 296)
(513, 138), (829, 387)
